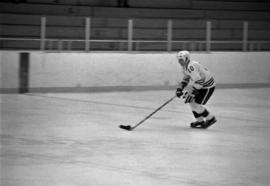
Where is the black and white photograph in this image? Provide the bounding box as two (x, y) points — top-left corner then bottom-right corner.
(1, 0), (270, 185)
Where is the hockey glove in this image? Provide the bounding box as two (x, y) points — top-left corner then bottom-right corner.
(183, 92), (194, 103)
(183, 87), (199, 104)
(176, 88), (183, 98)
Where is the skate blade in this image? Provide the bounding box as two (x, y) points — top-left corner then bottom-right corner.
(190, 125), (205, 129)
(201, 119), (217, 129)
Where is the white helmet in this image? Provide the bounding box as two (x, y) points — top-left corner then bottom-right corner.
(176, 50), (190, 63)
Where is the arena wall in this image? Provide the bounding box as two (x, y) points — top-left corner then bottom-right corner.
(0, 52), (20, 92)
(1, 51), (270, 93)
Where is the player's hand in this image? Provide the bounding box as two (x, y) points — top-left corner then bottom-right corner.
(183, 87), (199, 103)
(191, 87), (199, 96)
(183, 92), (194, 103)
(176, 88), (183, 98)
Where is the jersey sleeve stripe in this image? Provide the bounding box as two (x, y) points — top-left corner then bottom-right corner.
(203, 77), (214, 87)
(195, 79), (204, 84)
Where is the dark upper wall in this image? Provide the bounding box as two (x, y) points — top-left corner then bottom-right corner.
(1, 0), (270, 51)
(1, 0), (270, 19)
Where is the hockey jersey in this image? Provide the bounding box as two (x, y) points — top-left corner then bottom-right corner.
(181, 60), (215, 90)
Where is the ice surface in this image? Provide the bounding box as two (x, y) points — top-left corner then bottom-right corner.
(1, 88), (270, 186)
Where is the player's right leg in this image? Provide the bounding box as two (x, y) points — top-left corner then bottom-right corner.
(189, 102), (205, 128)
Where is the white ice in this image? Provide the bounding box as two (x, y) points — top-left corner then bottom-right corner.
(1, 88), (270, 186)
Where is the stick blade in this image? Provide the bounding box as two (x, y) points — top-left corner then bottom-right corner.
(119, 125), (132, 131)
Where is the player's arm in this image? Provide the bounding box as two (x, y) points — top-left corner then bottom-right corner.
(180, 74), (190, 90)
(176, 74), (190, 97)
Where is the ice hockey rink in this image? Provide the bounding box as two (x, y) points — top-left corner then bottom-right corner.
(1, 87), (270, 186)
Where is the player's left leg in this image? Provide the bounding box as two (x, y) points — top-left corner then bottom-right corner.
(189, 102), (205, 128)
(193, 86), (217, 128)
(197, 106), (217, 129)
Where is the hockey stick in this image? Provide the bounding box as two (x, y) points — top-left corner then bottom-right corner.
(119, 95), (177, 131)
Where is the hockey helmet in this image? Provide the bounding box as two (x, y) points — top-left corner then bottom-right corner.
(177, 50), (190, 64)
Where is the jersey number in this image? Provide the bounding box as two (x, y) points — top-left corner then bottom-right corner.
(187, 66), (194, 73)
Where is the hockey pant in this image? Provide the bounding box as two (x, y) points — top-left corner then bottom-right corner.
(189, 86), (215, 119)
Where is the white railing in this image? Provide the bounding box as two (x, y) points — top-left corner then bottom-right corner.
(1, 17), (270, 52)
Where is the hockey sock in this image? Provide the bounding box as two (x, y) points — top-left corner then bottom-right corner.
(192, 111), (204, 122)
(197, 117), (204, 122)
(201, 109), (214, 120)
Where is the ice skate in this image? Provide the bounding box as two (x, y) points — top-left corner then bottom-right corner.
(190, 121), (205, 128)
(201, 116), (217, 129)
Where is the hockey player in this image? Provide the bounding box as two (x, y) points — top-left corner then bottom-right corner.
(175, 50), (217, 129)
